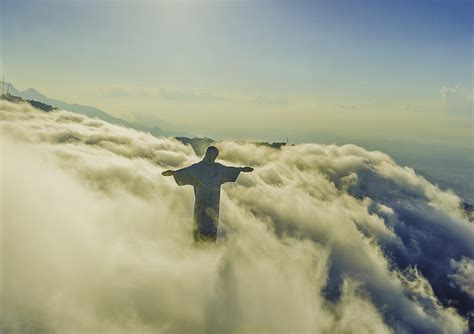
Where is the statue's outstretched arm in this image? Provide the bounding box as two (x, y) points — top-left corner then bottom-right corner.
(164, 165), (198, 186)
(162, 170), (175, 176)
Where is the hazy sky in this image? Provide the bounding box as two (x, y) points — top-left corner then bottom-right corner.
(1, 0), (472, 144)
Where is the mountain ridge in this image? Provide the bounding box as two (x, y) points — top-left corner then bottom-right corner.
(3, 82), (185, 138)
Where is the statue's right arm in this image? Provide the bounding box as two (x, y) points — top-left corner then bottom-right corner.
(167, 165), (197, 186)
(162, 170), (175, 176)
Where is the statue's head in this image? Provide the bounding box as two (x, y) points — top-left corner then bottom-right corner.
(203, 146), (219, 163)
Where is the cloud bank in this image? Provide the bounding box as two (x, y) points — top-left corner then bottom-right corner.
(1, 100), (473, 333)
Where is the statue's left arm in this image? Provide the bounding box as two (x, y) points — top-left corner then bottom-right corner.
(219, 165), (253, 184)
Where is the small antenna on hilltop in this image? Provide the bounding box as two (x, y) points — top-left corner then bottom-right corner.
(286, 137), (289, 144)
(2, 74), (4, 97)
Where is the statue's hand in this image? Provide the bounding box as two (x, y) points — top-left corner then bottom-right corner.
(162, 170), (174, 176)
(241, 167), (254, 173)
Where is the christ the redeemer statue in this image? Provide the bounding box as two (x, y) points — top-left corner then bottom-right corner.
(162, 146), (253, 242)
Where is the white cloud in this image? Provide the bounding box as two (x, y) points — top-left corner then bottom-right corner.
(450, 257), (474, 298)
(440, 85), (473, 113)
(0, 100), (472, 333)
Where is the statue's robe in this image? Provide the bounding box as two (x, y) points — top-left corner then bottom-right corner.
(173, 161), (241, 241)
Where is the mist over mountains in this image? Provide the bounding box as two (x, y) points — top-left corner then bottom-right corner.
(1, 100), (473, 333)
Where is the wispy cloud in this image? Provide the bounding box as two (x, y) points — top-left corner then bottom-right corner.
(97, 86), (153, 98)
(252, 95), (288, 106)
(97, 85), (289, 106)
(440, 85), (473, 113)
(159, 88), (229, 103)
(159, 87), (289, 106)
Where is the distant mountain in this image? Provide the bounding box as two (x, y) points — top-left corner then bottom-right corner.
(175, 137), (216, 156)
(6, 83), (134, 126)
(1, 93), (57, 112)
(3, 82), (183, 138)
(174, 137), (289, 157)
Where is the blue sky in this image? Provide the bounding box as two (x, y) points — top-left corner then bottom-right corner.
(1, 0), (472, 145)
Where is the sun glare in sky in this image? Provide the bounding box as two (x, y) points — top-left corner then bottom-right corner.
(1, 0), (472, 145)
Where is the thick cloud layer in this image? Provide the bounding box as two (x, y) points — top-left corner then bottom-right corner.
(1, 100), (473, 333)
